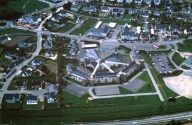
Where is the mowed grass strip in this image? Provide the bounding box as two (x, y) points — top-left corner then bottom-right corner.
(0, 28), (35, 36)
(70, 18), (97, 36)
(172, 52), (186, 65)
(177, 39), (192, 52)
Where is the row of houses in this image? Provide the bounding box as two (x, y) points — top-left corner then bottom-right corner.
(5, 93), (57, 104)
(18, 16), (42, 26)
(121, 22), (192, 41)
(66, 49), (144, 85)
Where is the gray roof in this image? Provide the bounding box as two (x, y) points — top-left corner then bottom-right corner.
(122, 61), (137, 73)
(101, 6), (109, 11)
(66, 63), (72, 72)
(130, 50), (140, 62)
(69, 39), (79, 55)
(69, 70), (88, 79)
(88, 25), (111, 36)
(155, 24), (166, 30)
(95, 72), (118, 78)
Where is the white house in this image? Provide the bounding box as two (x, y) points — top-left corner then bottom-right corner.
(135, 0), (142, 4)
(18, 16), (42, 26)
(47, 94), (55, 103)
(31, 59), (42, 67)
(45, 50), (55, 57)
(126, 0), (133, 3)
(100, 6), (110, 13)
(154, 0), (161, 6)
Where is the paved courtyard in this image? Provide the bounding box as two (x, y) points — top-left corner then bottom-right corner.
(95, 86), (120, 96)
(64, 84), (89, 97)
(122, 79), (145, 92)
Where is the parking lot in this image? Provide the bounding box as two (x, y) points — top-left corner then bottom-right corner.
(150, 54), (173, 74)
(64, 84), (89, 97)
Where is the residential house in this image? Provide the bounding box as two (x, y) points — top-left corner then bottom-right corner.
(47, 21), (60, 28)
(51, 15), (62, 22)
(135, 0), (142, 4)
(45, 50), (55, 57)
(121, 31), (139, 41)
(100, 6), (110, 13)
(169, 24), (181, 31)
(87, 25), (111, 38)
(66, 63), (72, 72)
(182, 4), (191, 12)
(43, 35), (53, 49)
(153, 10), (161, 17)
(82, 6), (97, 13)
(32, 80), (42, 89)
(22, 68), (33, 77)
(184, 27), (192, 35)
(164, 0), (172, 9)
(18, 41), (29, 48)
(155, 24), (166, 31)
(31, 58), (42, 67)
(71, 4), (80, 11)
(112, 8), (125, 15)
(172, 31), (179, 38)
(144, 0), (151, 5)
(5, 53), (16, 60)
(126, 0), (133, 3)
(121, 23), (139, 41)
(140, 33), (149, 41)
(47, 93), (55, 103)
(48, 84), (59, 93)
(102, 0), (106, 2)
(15, 81), (27, 89)
(128, 9), (137, 14)
(27, 95), (38, 104)
(138, 11), (150, 18)
(164, 11), (173, 18)
(164, 32), (172, 40)
(154, 0), (160, 6)
(69, 39), (79, 56)
(175, 12), (183, 20)
(58, 10), (68, 17)
(5, 94), (21, 103)
(76, 17), (84, 24)
(15, 57), (24, 66)
(182, 14), (190, 21)
(0, 35), (9, 44)
(18, 16), (42, 26)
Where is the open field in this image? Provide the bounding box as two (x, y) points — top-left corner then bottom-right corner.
(0, 28), (34, 36)
(4, 36), (31, 47)
(70, 18), (98, 35)
(0, 0), (49, 14)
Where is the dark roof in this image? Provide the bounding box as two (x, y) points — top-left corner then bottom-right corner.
(95, 72), (118, 78)
(32, 81), (42, 86)
(155, 24), (166, 30)
(69, 70), (88, 79)
(170, 24), (180, 31)
(27, 95), (38, 101)
(15, 81), (26, 86)
(122, 61), (137, 73)
(5, 94), (21, 100)
(0, 36), (8, 42)
(5, 69), (11, 74)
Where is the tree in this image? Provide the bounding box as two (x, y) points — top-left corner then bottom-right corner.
(63, 2), (72, 10)
(41, 65), (47, 72)
(51, 7), (57, 13)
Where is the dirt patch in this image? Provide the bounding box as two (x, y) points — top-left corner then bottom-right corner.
(4, 36), (31, 47)
(45, 63), (57, 74)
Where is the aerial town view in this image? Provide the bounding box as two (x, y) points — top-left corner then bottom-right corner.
(0, 0), (192, 124)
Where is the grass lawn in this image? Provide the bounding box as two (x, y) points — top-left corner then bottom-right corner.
(0, 53), (12, 67)
(45, 73), (57, 83)
(100, 18), (126, 25)
(177, 39), (192, 52)
(44, 98), (59, 109)
(123, 14), (132, 20)
(0, 0), (49, 14)
(181, 65), (191, 70)
(58, 23), (76, 33)
(172, 52), (186, 65)
(0, 28), (35, 36)
(136, 71), (156, 93)
(70, 18), (98, 36)
(118, 86), (133, 94)
(46, 59), (57, 66)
